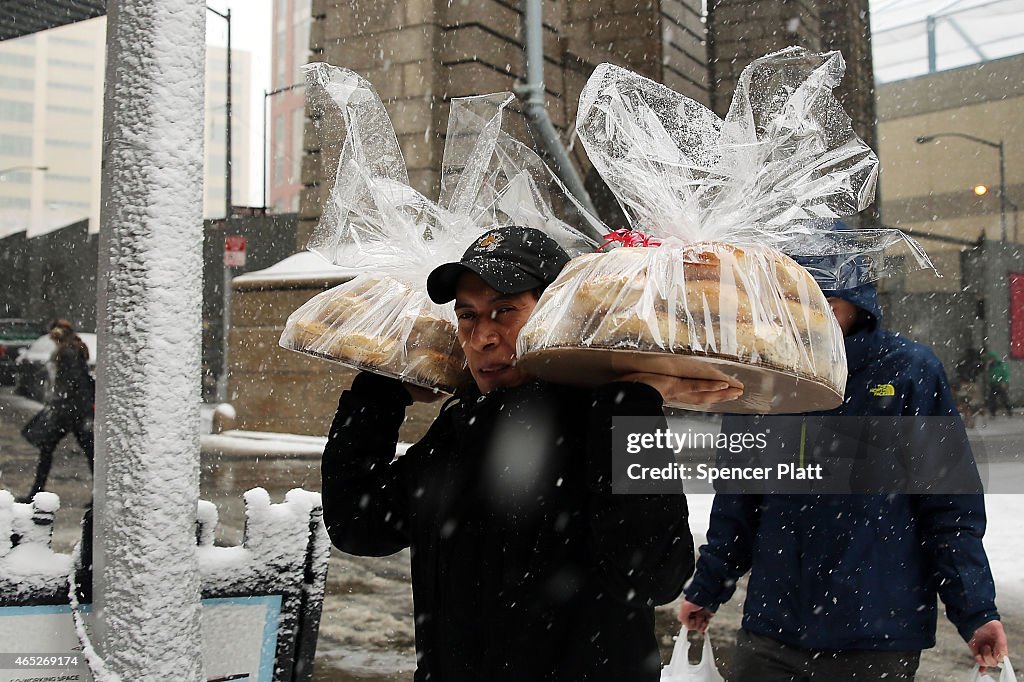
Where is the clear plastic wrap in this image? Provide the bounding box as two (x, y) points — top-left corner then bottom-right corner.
(282, 273), (467, 392)
(519, 48), (928, 412)
(279, 64), (471, 391)
(280, 63), (595, 392)
(518, 241), (846, 412)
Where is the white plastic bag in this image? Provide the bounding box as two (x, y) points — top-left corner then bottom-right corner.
(968, 658), (1017, 682)
(661, 633), (724, 682)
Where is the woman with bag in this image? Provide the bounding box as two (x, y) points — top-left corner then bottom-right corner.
(19, 319), (95, 501)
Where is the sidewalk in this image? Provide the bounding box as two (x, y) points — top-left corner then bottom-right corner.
(0, 387), (405, 682)
(3, 387), (1022, 680)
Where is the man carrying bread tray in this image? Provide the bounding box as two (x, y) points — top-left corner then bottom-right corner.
(321, 225), (736, 681)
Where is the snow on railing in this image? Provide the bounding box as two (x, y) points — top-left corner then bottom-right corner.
(0, 490), (72, 604)
(0, 487), (332, 682)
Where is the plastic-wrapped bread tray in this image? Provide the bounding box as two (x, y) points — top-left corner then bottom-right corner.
(518, 243), (845, 412)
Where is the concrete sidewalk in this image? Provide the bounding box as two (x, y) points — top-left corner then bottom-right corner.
(3, 387), (1023, 681)
(0, 387), (399, 682)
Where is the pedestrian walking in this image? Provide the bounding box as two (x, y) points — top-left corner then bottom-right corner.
(955, 347), (985, 428)
(679, 280), (1007, 680)
(20, 319), (95, 501)
(985, 349), (1013, 417)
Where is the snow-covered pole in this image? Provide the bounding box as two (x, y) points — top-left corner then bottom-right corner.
(93, 0), (205, 679)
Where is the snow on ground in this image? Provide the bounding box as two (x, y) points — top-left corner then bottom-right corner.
(201, 429), (327, 458)
(4, 386), (1022, 680)
(979, 494), (1024, 600)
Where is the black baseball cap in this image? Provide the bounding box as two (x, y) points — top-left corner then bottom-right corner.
(427, 226), (571, 304)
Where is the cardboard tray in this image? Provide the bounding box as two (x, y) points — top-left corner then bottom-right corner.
(517, 346), (844, 414)
(282, 343), (469, 396)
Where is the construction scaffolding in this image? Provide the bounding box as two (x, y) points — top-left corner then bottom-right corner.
(872, 0), (1024, 81)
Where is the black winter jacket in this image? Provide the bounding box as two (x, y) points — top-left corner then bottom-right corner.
(52, 343), (93, 419)
(322, 372), (694, 681)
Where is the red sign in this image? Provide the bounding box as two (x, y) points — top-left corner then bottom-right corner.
(1011, 273), (1024, 359)
(224, 235), (246, 267)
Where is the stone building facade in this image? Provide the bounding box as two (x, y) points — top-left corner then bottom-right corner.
(298, 0), (710, 246)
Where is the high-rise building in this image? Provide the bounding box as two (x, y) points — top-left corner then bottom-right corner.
(0, 19), (103, 238)
(206, 42), (253, 219)
(267, 0), (311, 214)
(0, 17), (251, 239)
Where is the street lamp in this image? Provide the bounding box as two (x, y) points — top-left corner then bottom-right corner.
(207, 5), (232, 221)
(263, 82), (305, 210)
(0, 165), (48, 178)
(916, 132), (1007, 241)
(208, 4), (233, 402)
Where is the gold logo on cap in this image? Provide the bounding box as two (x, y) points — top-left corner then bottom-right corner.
(476, 233), (502, 252)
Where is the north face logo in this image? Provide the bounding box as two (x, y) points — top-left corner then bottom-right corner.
(869, 384), (895, 397)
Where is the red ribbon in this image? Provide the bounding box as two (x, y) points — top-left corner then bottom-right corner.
(598, 228), (661, 250)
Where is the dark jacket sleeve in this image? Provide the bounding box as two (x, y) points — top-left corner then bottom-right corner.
(912, 494), (999, 641)
(584, 381), (694, 607)
(683, 493), (762, 611)
(904, 353), (1000, 641)
(321, 371), (415, 557)
(683, 414), (763, 611)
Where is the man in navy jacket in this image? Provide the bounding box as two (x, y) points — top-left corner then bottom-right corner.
(678, 281), (1008, 680)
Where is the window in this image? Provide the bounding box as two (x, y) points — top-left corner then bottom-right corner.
(291, 107), (304, 184)
(49, 174), (90, 184)
(209, 78), (227, 98)
(0, 134), (32, 156)
(0, 76), (33, 90)
(0, 197), (30, 209)
(275, 0), (289, 30)
(47, 81), (93, 93)
(48, 58), (94, 70)
(0, 53), (34, 68)
(0, 172), (30, 184)
(207, 155), (227, 175)
(209, 120), (225, 144)
(46, 138), (91, 150)
(0, 101), (32, 122)
(47, 104), (91, 116)
(274, 29), (287, 88)
(46, 200), (90, 209)
(50, 36), (93, 48)
(294, 18), (311, 73)
(273, 115), (285, 186)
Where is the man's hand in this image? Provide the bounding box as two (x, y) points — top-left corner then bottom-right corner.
(621, 373), (743, 406)
(403, 383), (445, 404)
(968, 620), (1008, 672)
(678, 600), (713, 633)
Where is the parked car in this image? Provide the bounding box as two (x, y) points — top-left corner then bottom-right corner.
(15, 332), (97, 403)
(0, 319), (42, 385)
